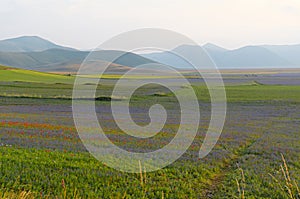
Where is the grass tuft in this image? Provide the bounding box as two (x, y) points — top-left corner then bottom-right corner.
(269, 154), (300, 199)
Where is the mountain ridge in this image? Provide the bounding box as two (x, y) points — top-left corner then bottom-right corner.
(0, 36), (299, 70)
(142, 44), (300, 69)
(0, 36), (77, 52)
(0, 48), (157, 72)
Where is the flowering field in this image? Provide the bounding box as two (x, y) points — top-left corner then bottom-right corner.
(0, 78), (299, 198)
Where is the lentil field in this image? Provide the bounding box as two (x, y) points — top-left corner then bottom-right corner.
(0, 70), (300, 198)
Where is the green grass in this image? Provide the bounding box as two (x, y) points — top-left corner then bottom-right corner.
(213, 85), (299, 103)
(0, 147), (218, 198)
(1, 65), (300, 198)
(1, 80), (300, 103)
(78, 74), (188, 79)
(0, 68), (74, 84)
(175, 84), (300, 103)
(225, 84), (300, 103)
(1, 65), (299, 103)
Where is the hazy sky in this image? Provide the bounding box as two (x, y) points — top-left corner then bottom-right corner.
(1, 0), (300, 50)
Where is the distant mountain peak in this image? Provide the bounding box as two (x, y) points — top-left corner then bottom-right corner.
(141, 43), (300, 69)
(203, 42), (218, 48)
(172, 43), (228, 54)
(203, 43), (228, 52)
(3, 35), (54, 44)
(0, 36), (76, 52)
(7, 35), (44, 39)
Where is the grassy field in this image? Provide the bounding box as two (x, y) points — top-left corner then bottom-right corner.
(0, 66), (299, 198)
(1, 80), (300, 103)
(0, 66), (74, 84)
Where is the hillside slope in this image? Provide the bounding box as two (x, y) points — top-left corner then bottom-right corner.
(0, 65), (74, 84)
(0, 49), (157, 72)
(0, 36), (76, 52)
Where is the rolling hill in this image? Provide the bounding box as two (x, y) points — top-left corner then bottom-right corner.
(0, 65), (74, 84)
(0, 49), (157, 72)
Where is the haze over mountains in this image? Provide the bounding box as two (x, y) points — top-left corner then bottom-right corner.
(0, 36), (299, 72)
(143, 43), (300, 69)
(0, 36), (76, 52)
(0, 36), (156, 72)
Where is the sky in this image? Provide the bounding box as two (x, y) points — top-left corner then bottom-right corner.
(1, 0), (300, 50)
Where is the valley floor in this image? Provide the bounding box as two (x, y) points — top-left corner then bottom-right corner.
(0, 72), (299, 198)
(0, 96), (299, 198)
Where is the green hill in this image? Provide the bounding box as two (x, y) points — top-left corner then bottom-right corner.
(0, 65), (74, 84)
(0, 49), (157, 72)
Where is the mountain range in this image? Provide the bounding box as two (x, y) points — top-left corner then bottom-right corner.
(0, 36), (299, 72)
(142, 43), (300, 69)
(0, 36), (156, 72)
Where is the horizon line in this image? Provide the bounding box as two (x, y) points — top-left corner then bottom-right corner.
(0, 35), (300, 52)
